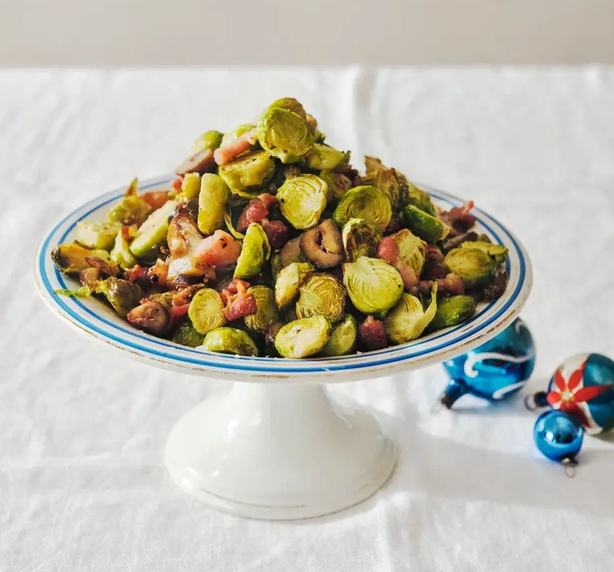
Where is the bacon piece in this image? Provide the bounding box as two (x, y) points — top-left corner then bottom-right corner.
(195, 230), (242, 268)
(171, 176), (184, 192)
(257, 192), (277, 210)
(220, 279), (251, 305)
(377, 237), (399, 265)
(213, 128), (258, 165)
(440, 201), (476, 235)
(237, 199), (269, 232)
(420, 273), (465, 296)
(422, 259), (446, 280)
(141, 191), (170, 210)
(261, 219), (289, 250)
(358, 316), (388, 351)
(395, 260), (419, 289)
(147, 259), (169, 286)
(223, 281), (258, 321)
(125, 264), (149, 283)
(425, 245), (444, 262)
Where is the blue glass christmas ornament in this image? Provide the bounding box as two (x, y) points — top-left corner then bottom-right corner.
(440, 317), (535, 408)
(534, 410), (583, 464)
(528, 353), (614, 434)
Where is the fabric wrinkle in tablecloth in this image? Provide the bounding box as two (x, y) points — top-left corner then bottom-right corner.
(1, 67), (613, 571)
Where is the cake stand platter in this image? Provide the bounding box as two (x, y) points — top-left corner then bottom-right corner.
(35, 175), (532, 520)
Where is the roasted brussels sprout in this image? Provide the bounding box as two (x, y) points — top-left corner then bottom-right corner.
(98, 277), (143, 318)
(443, 247), (497, 287)
(341, 218), (381, 262)
(234, 222), (271, 279)
(76, 221), (121, 251)
(202, 327), (259, 356)
(268, 97), (307, 120)
(321, 314), (357, 356)
(333, 185), (392, 233)
(179, 173), (201, 200)
(197, 174), (230, 235)
(389, 229), (426, 274)
(295, 273), (346, 323)
(274, 316), (331, 358)
(280, 236), (303, 267)
(274, 261), (314, 308)
(299, 219), (344, 268)
(402, 204), (450, 244)
(191, 130), (224, 154)
(51, 241), (112, 276)
(384, 285), (438, 345)
(188, 288), (227, 334)
(257, 106), (313, 164)
(244, 286), (280, 332)
(276, 174), (327, 230)
(319, 169), (352, 202)
(220, 124), (256, 147)
(428, 295), (477, 331)
(342, 257), (403, 315)
(106, 178), (154, 226)
(404, 182), (436, 216)
(110, 232), (137, 270)
(218, 151), (276, 198)
(172, 319), (205, 347)
(129, 199), (177, 258)
(305, 144), (349, 171)
(362, 156), (408, 209)
(270, 252), (283, 280)
(460, 241), (508, 266)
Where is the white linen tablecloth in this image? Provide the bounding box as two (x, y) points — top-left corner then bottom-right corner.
(2, 67), (614, 572)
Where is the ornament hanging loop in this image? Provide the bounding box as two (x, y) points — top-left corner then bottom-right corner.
(561, 457), (578, 478)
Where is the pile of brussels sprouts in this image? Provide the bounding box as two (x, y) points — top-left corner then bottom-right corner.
(52, 97), (509, 359)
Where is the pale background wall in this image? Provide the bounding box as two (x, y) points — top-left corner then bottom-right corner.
(1, 0), (613, 65)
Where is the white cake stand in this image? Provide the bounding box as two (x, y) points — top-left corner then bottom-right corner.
(35, 175), (532, 520)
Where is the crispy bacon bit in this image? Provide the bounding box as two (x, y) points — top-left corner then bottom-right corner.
(171, 176), (184, 192)
(426, 245), (444, 262)
(420, 273), (465, 295)
(213, 128), (258, 165)
(223, 280), (258, 321)
(377, 237), (399, 265)
(358, 316), (388, 351)
(384, 216), (404, 236)
(142, 191), (170, 210)
(261, 219), (289, 250)
(395, 260), (419, 289)
(172, 284), (204, 308)
(195, 230), (242, 268)
(237, 199), (269, 232)
(257, 192), (277, 210)
(125, 264), (149, 283)
(440, 201), (476, 235)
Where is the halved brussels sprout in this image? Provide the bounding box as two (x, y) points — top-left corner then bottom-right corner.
(218, 151), (276, 198)
(404, 182), (436, 216)
(402, 204), (450, 244)
(280, 236), (303, 267)
(295, 273), (346, 323)
(443, 247), (496, 287)
(110, 232), (137, 270)
(180, 173), (201, 200)
(300, 219), (344, 268)
(268, 97), (307, 119)
(389, 229), (426, 274)
(76, 221), (121, 251)
(274, 261), (314, 308)
(197, 174), (230, 235)
(191, 130), (224, 154)
(321, 314), (357, 356)
(98, 277), (143, 318)
(188, 288), (227, 334)
(341, 218), (381, 262)
(274, 316), (331, 358)
(51, 241), (112, 276)
(244, 286), (280, 332)
(257, 107), (313, 164)
(107, 178), (153, 226)
(384, 284), (438, 345)
(460, 241), (508, 266)
(428, 295), (476, 331)
(333, 185), (392, 234)
(234, 222), (271, 279)
(129, 198), (177, 258)
(276, 174), (327, 230)
(319, 169), (352, 202)
(202, 327), (259, 356)
(172, 319), (205, 348)
(305, 144), (349, 171)
(342, 257), (403, 315)
(220, 124), (256, 147)
(362, 156), (408, 209)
